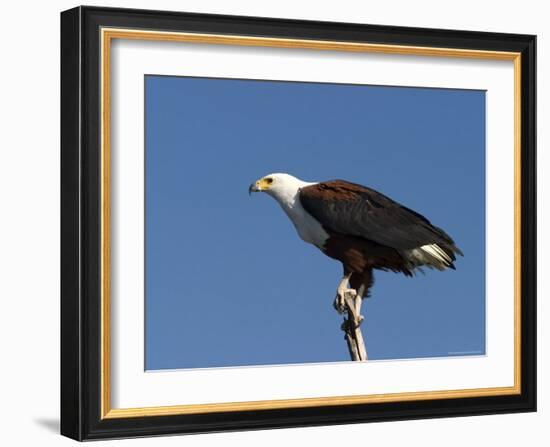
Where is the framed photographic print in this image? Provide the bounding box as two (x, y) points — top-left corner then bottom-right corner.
(60, 6), (536, 441)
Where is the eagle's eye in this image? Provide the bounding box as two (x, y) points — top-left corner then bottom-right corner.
(265, 177), (274, 184)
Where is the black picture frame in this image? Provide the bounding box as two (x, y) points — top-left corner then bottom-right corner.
(61, 5), (536, 441)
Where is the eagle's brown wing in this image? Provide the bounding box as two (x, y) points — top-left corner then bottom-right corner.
(299, 180), (462, 258)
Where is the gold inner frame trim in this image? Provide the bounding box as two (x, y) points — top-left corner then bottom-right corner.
(100, 27), (522, 419)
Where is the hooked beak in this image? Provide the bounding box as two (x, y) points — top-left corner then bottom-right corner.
(248, 181), (260, 195)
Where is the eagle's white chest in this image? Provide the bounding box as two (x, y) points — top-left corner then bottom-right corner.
(285, 201), (329, 248)
(269, 186), (329, 249)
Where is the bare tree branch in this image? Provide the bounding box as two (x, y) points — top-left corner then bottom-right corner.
(341, 290), (367, 361)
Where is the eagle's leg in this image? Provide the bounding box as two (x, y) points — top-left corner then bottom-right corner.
(333, 272), (356, 314)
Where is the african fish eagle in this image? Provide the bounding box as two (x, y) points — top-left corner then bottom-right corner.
(249, 173), (463, 314)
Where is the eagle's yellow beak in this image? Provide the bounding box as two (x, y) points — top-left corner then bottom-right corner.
(248, 177), (273, 195)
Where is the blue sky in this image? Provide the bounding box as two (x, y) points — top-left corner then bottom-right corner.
(145, 75), (486, 370)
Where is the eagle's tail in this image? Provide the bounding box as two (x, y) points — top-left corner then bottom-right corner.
(404, 243), (463, 271)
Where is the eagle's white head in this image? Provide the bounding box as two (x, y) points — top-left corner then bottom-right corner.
(249, 173), (314, 205)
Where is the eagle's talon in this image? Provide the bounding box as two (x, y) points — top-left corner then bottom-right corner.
(333, 293), (346, 314)
(344, 289), (357, 300)
(334, 287), (357, 314)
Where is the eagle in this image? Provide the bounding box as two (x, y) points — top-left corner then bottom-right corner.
(249, 173), (463, 316)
